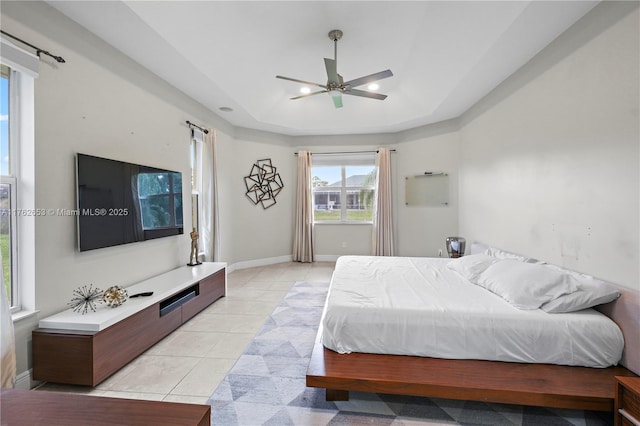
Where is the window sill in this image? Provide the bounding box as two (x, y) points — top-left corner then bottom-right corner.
(12, 309), (39, 323)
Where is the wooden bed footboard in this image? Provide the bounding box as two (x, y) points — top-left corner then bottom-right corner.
(306, 325), (637, 412)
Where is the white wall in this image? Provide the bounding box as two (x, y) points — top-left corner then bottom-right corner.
(2, 12), (184, 318)
(1, 1), (234, 380)
(459, 2), (639, 289)
(224, 136), (295, 264)
(394, 129), (460, 257)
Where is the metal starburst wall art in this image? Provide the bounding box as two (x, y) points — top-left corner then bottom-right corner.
(244, 158), (284, 209)
(68, 284), (104, 314)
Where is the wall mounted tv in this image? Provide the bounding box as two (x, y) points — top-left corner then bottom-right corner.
(76, 154), (184, 252)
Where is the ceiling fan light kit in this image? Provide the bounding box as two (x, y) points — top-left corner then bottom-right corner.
(276, 29), (393, 108)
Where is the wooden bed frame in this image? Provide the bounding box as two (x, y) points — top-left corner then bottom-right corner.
(306, 280), (639, 412)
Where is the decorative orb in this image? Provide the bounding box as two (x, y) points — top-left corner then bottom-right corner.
(102, 286), (128, 308)
(68, 284), (103, 315)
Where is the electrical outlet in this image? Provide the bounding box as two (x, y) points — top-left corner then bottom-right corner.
(438, 249), (443, 257)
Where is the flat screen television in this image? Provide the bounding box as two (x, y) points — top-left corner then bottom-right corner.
(76, 153), (184, 252)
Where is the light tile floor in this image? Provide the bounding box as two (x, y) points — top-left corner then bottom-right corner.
(37, 261), (336, 405)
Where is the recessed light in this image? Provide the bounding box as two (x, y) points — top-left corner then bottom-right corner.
(300, 87), (311, 94)
(368, 83), (379, 91)
(219, 106), (233, 112)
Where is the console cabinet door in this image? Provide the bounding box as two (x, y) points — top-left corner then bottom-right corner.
(93, 303), (182, 385)
(32, 331), (95, 385)
(182, 270), (225, 322)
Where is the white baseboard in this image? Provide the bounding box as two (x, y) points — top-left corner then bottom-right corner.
(226, 254), (341, 272)
(228, 255), (293, 272)
(227, 254), (341, 273)
(314, 254), (340, 262)
(14, 369), (35, 390)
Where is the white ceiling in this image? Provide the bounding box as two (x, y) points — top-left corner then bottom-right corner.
(46, 1), (598, 136)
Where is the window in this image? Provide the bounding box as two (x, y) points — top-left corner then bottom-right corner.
(0, 64), (17, 308)
(190, 130), (202, 249)
(1, 39), (38, 313)
(190, 127), (216, 261)
(311, 154), (377, 223)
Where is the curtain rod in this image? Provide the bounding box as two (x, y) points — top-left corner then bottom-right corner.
(0, 30), (65, 63)
(294, 149), (396, 156)
(186, 120), (209, 134)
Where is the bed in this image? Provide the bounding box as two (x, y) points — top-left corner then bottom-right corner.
(306, 244), (639, 412)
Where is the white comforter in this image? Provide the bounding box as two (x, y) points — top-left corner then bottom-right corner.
(322, 256), (624, 368)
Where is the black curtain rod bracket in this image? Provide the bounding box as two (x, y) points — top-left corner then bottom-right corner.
(186, 120), (209, 134)
(0, 30), (65, 63)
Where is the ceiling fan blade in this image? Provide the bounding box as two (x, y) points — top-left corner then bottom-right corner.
(290, 90), (328, 100)
(345, 88), (387, 100)
(324, 58), (339, 83)
(276, 75), (326, 89)
(343, 69), (393, 88)
(331, 92), (343, 108)
(338, 73), (344, 85)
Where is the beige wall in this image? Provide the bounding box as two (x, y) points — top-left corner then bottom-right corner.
(394, 130), (461, 257)
(458, 2), (639, 289)
(223, 136), (295, 264)
(1, 2), (231, 383)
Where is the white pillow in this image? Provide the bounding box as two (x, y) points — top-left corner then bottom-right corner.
(541, 267), (620, 313)
(446, 254), (499, 282)
(476, 260), (578, 310)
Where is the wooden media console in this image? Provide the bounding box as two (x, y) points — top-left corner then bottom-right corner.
(32, 262), (226, 386)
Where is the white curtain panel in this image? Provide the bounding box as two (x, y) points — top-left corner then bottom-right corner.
(372, 148), (395, 256)
(1, 254), (16, 388)
(293, 151), (314, 262)
(206, 130), (221, 262)
(194, 129), (220, 262)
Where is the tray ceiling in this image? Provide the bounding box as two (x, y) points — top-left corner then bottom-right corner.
(46, 1), (599, 136)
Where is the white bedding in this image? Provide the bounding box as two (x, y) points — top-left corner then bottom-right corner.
(322, 256), (624, 368)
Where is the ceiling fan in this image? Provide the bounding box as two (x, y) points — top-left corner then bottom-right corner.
(276, 30), (393, 108)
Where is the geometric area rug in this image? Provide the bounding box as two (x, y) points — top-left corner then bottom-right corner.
(207, 281), (612, 426)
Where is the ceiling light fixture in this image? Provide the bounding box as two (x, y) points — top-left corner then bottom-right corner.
(300, 87), (311, 94)
(276, 29), (393, 109)
(368, 83), (379, 91)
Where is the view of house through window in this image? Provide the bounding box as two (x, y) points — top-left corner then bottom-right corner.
(312, 164), (376, 222)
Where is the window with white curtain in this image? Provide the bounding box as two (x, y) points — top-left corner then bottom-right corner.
(311, 153), (377, 223)
(190, 129), (204, 255)
(1, 39), (37, 313)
